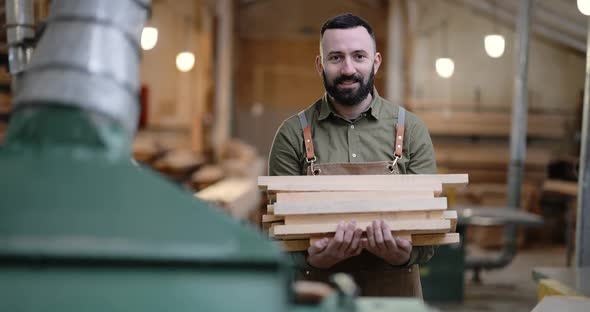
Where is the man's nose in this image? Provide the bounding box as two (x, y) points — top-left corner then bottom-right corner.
(340, 57), (356, 76)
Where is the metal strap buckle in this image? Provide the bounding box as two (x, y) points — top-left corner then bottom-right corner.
(306, 156), (320, 175)
(388, 155), (401, 174)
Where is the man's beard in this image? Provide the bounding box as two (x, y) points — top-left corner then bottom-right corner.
(322, 67), (375, 107)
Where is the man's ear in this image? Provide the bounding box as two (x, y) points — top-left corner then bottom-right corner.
(315, 55), (323, 77)
(373, 52), (382, 74)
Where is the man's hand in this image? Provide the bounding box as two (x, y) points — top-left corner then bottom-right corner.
(364, 220), (412, 266)
(307, 221), (363, 269)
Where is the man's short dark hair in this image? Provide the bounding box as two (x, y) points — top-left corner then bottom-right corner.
(320, 13), (376, 44)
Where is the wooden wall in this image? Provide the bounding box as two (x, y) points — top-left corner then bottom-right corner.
(234, 0), (389, 156)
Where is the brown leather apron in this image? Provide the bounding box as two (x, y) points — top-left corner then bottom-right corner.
(297, 106), (423, 298)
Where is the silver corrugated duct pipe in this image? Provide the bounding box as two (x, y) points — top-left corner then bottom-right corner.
(5, 0), (35, 84)
(13, 0), (150, 136)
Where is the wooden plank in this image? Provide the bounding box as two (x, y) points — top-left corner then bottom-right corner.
(281, 210), (457, 229)
(543, 179), (578, 197)
(266, 183), (443, 193)
(279, 233), (461, 252)
(284, 211), (445, 225)
(271, 220), (451, 237)
(435, 143), (550, 169)
(274, 197), (447, 215)
(258, 174), (468, 187)
(275, 190), (434, 202)
(277, 239), (310, 252)
(262, 214), (284, 223)
(308, 233), (460, 246)
(407, 233), (460, 246)
(444, 210), (458, 232)
(414, 110), (569, 139)
(195, 177), (260, 219)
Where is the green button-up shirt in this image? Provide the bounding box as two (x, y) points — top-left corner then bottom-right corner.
(268, 89), (437, 269)
(269, 90), (436, 175)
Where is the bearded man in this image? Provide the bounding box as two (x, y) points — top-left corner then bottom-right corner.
(268, 13), (437, 298)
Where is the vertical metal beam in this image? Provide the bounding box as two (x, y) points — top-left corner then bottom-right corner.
(576, 16), (590, 268)
(506, 0), (532, 252)
(386, 0), (404, 106)
(507, 0), (532, 210)
(466, 0), (533, 271)
(213, 0), (233, 160)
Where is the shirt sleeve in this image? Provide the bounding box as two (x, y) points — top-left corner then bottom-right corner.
(268, 120), (312, 270)
(268, 119), (303, 176)
(407, 116), (437, 175)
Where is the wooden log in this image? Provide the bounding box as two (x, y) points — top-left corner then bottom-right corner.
(270, 220), (451, 238)
(273, 197), (447, 215)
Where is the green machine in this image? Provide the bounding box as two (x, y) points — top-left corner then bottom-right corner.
(0, 0), (433, 311)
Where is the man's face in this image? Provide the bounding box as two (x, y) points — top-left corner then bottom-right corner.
(317, 26), (381, 107)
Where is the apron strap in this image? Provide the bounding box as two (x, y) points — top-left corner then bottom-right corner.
(298, 111), (317, 163)
(394, 106), (406, 159)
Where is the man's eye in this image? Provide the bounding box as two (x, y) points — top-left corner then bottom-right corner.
(329, 55), (341, 61)
(355, 55), (367, 60)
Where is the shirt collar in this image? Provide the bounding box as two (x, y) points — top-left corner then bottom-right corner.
(318, 88), (383, 121)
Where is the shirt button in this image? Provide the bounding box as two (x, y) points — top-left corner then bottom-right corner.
(350, 125), (355, 129)
(352, 153), (357, 158)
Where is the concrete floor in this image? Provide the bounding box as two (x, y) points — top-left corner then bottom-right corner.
(431, 245), (567, 312)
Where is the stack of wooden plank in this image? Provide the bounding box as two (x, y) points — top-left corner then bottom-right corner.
(414, 110), (569, 139)
(258, 174), (468, 252)
(435, 143), (550, 185)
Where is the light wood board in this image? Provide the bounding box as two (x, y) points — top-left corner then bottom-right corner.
(273, 197), (447, 215)
(271, 219), (451, 237)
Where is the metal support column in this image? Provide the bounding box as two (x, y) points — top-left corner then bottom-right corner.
(466, 0), (533, 270)
(576, 15), (590, 268)
(212, 0), (234, 161)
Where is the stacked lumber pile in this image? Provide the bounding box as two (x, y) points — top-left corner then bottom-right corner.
(415, 110), (570, 139)
(258, 174), (468, 252)
(411, 107), (564, 249)
(435, 143), (551, 185)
